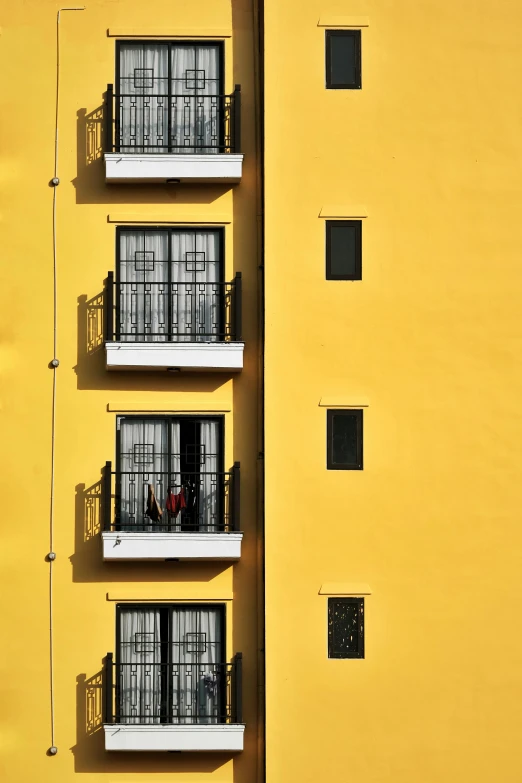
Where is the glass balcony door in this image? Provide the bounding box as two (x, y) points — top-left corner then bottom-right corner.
(117, 228), (222, 343)
(117, 605), (224, 725)
(116, 416), (222, 533)
(117, 42), (222, 153)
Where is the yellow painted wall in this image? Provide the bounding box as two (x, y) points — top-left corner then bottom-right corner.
(264, 2), (522, 782)
(0, 1), (261, 781)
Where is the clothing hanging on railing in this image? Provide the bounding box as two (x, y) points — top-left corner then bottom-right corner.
(145, 484), (162, 522)
(166, 487), (186, 519)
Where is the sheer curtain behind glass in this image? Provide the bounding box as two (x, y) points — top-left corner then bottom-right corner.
(171, 606), (223, 724)
(118, 229), (221, 343)
(119, 418), (169, 531)
(172, 230), (220, 342)
(199, 420), (219, 532)
(170, 44), (220, 153)
(118, 608), (162, 724)
(119, 231), (169, 342)
(119, 44), (221, 153)
(118, 44), (168, 153)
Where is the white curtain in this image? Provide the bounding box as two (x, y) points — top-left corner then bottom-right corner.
(199, 420), (219, 532)
(119, 43), (220, 153)
(118, 44), (169, 153)
(118, 231), (169, 342)
(119, 418), (168, 530)
(170, 44), (220, 153)
(171, 606), (222, 724)
(118, 608), (162, 724)
(118, 229), (221, 343)
(172, 231), (220, 342)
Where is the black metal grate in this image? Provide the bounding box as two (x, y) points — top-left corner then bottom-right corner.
(105, 83), (241, 154)
(103, 654), (243, 724)
(328, 598), (364, 658)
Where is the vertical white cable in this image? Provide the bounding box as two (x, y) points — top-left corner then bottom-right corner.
(49, 6), (86, 755)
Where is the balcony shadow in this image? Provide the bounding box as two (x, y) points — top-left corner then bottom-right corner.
(72, 104), (233, 205)
(72, 672), (230, 773)
(75, 293), (231, 392)
(70, 480), (231, 583)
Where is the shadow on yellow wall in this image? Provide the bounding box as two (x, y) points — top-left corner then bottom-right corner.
(72, 103), (234, 206)
(71, 669), (232, 772)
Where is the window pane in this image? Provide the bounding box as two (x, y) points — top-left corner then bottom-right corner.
(329, 223), (359, 278)
(332, 413), (358, 465)
(327, 409), (363, 469)
(328, 598), (364, 658)
(327, 32), (360, 88)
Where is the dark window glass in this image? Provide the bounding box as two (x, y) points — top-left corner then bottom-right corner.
(327, 409), (363, 470)
(326, 30), (361, 89)
(328, 598), (364, 658)
(326, 220), (362, 280)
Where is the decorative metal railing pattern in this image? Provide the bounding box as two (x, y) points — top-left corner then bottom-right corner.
(102, 463), (240, 534)
(104, 274), (242, 343)
(103, 653), (243, 724)
(104, 83), (241, 154)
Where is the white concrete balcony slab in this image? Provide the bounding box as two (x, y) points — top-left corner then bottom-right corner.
(104, 153), (244, 184)
(103, 723), (245, 752)
(105, 341), (244, 372)
(102, 531), (243, 561)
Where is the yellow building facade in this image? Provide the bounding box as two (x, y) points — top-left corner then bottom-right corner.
(3, 0), (522, 782)
(264, 2), (522, 783)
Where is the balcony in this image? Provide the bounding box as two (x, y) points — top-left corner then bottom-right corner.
(104, 272), (243, 372)
(103, 652), (244, 751)
(101, 462), (242, 561)
(104, 83), (243, 183)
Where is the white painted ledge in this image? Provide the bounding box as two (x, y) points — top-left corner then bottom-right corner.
(104, 723), (245, 752)
(105, 153), (243, 183)
(102, 531), (243, 561)
(105, 341), (244, 372)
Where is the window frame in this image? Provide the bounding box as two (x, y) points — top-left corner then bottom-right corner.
(115, 225), (225, 342)
(115, 602), (227, 723)
(325, 30), (362, 90)
(325, 219), (362, 280)
(114, 40), (226, 152)
(326, 408), (363, 470)
(328, 597), (365, 659)
(115, 414), (225, 531)
(115, 602), (227, 663)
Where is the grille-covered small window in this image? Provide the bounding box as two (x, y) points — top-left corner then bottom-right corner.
(328, 598), (364, 658)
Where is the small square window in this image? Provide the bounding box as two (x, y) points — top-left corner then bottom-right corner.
(326, 30), (361, 89)
(326, 220), (362, 280)
(328, 598), (364, 658)
(327, 409), (363, 470)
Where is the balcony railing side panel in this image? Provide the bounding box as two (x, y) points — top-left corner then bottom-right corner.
(233, 652), (243, 723)
(233, 85), (241, 154)
(105, 84), (114, 154)
(102, 461), (112, 532)
(233, 272), (242, 342)
(232, 462), (241, 532)
(105, 85), (240, 154)
(103, 652), (114, 723)
(104, 273), (114, 342)
(103, 658), (241, 725)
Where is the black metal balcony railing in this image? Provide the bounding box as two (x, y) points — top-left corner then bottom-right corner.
(104, 83), (241, 154)
(103, 653), (243, 724)
(104, 273), (242, 343)
(102, 463), (240, 533)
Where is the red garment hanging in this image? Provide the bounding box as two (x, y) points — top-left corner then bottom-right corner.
(166, 487), (186, 519)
